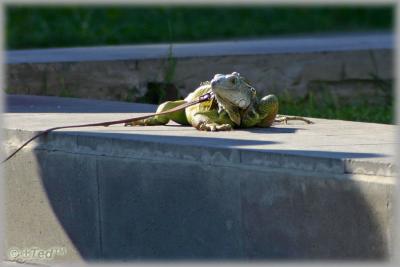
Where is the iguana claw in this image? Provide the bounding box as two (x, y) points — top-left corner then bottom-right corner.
(274, 116), (313, 124)
(198, 122), (232, 131)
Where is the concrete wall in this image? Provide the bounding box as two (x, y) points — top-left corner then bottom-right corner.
(6, 33), (393, 104)
(3, 128), (395, 263)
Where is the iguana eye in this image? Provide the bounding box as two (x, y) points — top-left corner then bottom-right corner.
(250, 87), (257, 96)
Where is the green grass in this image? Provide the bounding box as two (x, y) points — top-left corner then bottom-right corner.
(6, 6), (393, 49)
(279, 94), (393, 124)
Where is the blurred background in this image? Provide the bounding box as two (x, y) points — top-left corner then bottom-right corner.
(5, 5), (395, 124)
(7, 6), (393, 49)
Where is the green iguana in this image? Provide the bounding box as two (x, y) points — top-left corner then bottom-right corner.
(2, 72), (312, 163)
(125, 72), (312, 131)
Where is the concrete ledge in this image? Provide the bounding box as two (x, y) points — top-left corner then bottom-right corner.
(6, 32), (393, 104)
(3, 95), (396, 263)
(6, 32), (393, 63)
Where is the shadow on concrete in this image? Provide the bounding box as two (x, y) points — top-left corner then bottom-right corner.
(114, 125), (301, 134)
(29, 132), (391, 262)
(159, 125), (301, 134)
(242, 127), (303, 134)
(62, 131), (281, 147)
(56, 131), (386, 159)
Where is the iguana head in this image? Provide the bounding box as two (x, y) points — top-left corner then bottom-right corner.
(210, 72), (256, 125)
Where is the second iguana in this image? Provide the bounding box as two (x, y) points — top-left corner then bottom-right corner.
(125, 72), (312, 131)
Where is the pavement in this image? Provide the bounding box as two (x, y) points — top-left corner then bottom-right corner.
(3, 94), (397, 177)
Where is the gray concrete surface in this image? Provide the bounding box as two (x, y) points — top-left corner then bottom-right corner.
(5, 94), (154, 113)
(3, 95), (396, 263)
(6, 32), (393, 104)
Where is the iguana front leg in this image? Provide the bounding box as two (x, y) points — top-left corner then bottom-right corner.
(255, 94), (279, 127)
(255, 94), (313, 126)
(197, 121), (233, 131)
(191, 110), (233, 131)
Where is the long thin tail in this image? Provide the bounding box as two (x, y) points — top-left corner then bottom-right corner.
(2, 93), (213, 164)
(2, 129), (51, 164)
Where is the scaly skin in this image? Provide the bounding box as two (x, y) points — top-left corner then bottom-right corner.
(126, 72), (311, 131)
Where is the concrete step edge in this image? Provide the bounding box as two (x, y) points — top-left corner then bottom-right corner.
(3, 128), (396, 179)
